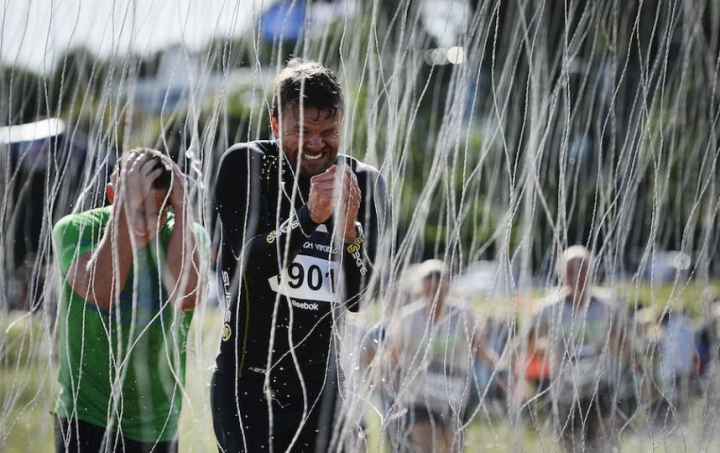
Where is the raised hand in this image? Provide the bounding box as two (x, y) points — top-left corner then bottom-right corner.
(114, 152), (168, 242)
(337, 166), (361, 238)
(307, 164), (361, 239)
(307, 165), (339, 224)
(165, 156), (186, 211)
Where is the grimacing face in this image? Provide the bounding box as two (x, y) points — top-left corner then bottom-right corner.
(271, 105), (342, 178)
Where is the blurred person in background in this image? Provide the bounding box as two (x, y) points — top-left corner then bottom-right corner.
(367, 278), (417, 452)
(526, 245), (644, 452)
(388, 259), (499, 452)
(652, 310), (699, 426)
(51, 148), (207, 452)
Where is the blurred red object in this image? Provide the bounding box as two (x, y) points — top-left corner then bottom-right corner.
(515, 354), (550, 380)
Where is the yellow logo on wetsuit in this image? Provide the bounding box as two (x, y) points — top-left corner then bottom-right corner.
(221, 323), (232, 341)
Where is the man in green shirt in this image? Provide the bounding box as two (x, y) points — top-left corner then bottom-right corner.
(52, 148), (206, 452)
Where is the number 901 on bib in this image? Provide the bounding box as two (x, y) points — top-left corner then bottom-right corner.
(268, 255), (339, 303)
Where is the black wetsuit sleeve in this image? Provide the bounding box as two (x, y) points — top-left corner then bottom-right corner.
(214, 145), (319, 284)
(340, 169), (389, 312)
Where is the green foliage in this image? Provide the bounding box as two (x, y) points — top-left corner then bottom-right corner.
(49, 47), (108, 115)
(203, 36), (258, 72)
(0, 67), (48, 125)
(132, 51), (162, 79)
(1, 1), (717, 264)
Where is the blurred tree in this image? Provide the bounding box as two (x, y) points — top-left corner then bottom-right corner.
(204, 36), (257, 73)
(0, 66), (48, 125)
(132, 51), (162, 79)
(49, 47), (108, 114)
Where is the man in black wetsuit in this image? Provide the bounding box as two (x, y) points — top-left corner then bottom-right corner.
(211, 58), (387, 452)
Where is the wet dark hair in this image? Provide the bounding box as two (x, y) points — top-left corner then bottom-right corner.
(271, 58), (344, 120)
(114, 148), (172, 191)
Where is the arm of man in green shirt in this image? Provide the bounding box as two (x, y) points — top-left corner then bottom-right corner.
(163, 159), (205, 311)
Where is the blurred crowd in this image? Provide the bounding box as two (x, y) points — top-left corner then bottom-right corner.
(342, 246), (720, 452)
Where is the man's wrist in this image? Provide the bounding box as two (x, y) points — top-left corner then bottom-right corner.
(297, 205), (320, 237)
(171, 202), (191, 221)
(170, 191), (185, 210)
(344, 222), (364, 244)
(344, 222), (367, 276)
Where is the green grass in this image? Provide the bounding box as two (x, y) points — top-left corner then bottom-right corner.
(0, 308), (222, 452)
(177, 307), (223, 452)
(616, 279), (720, 317)
(0, 365), (56, 452)
(0, 311), (57, 452)
(467, 280), (720, 321)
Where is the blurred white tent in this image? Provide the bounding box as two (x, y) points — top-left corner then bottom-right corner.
(452, 260), (516, 299)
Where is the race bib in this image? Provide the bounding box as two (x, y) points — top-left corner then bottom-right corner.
(399, 372), (470, 413)
(563, 357), (598, 385)
(268, 254), (338, 302)
(560, 356), (599, 389)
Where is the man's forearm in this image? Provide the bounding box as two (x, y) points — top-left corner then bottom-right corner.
(165, 208), (203, 310)
(70, 207), (134, 309)
(241, 205), (318, 281)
